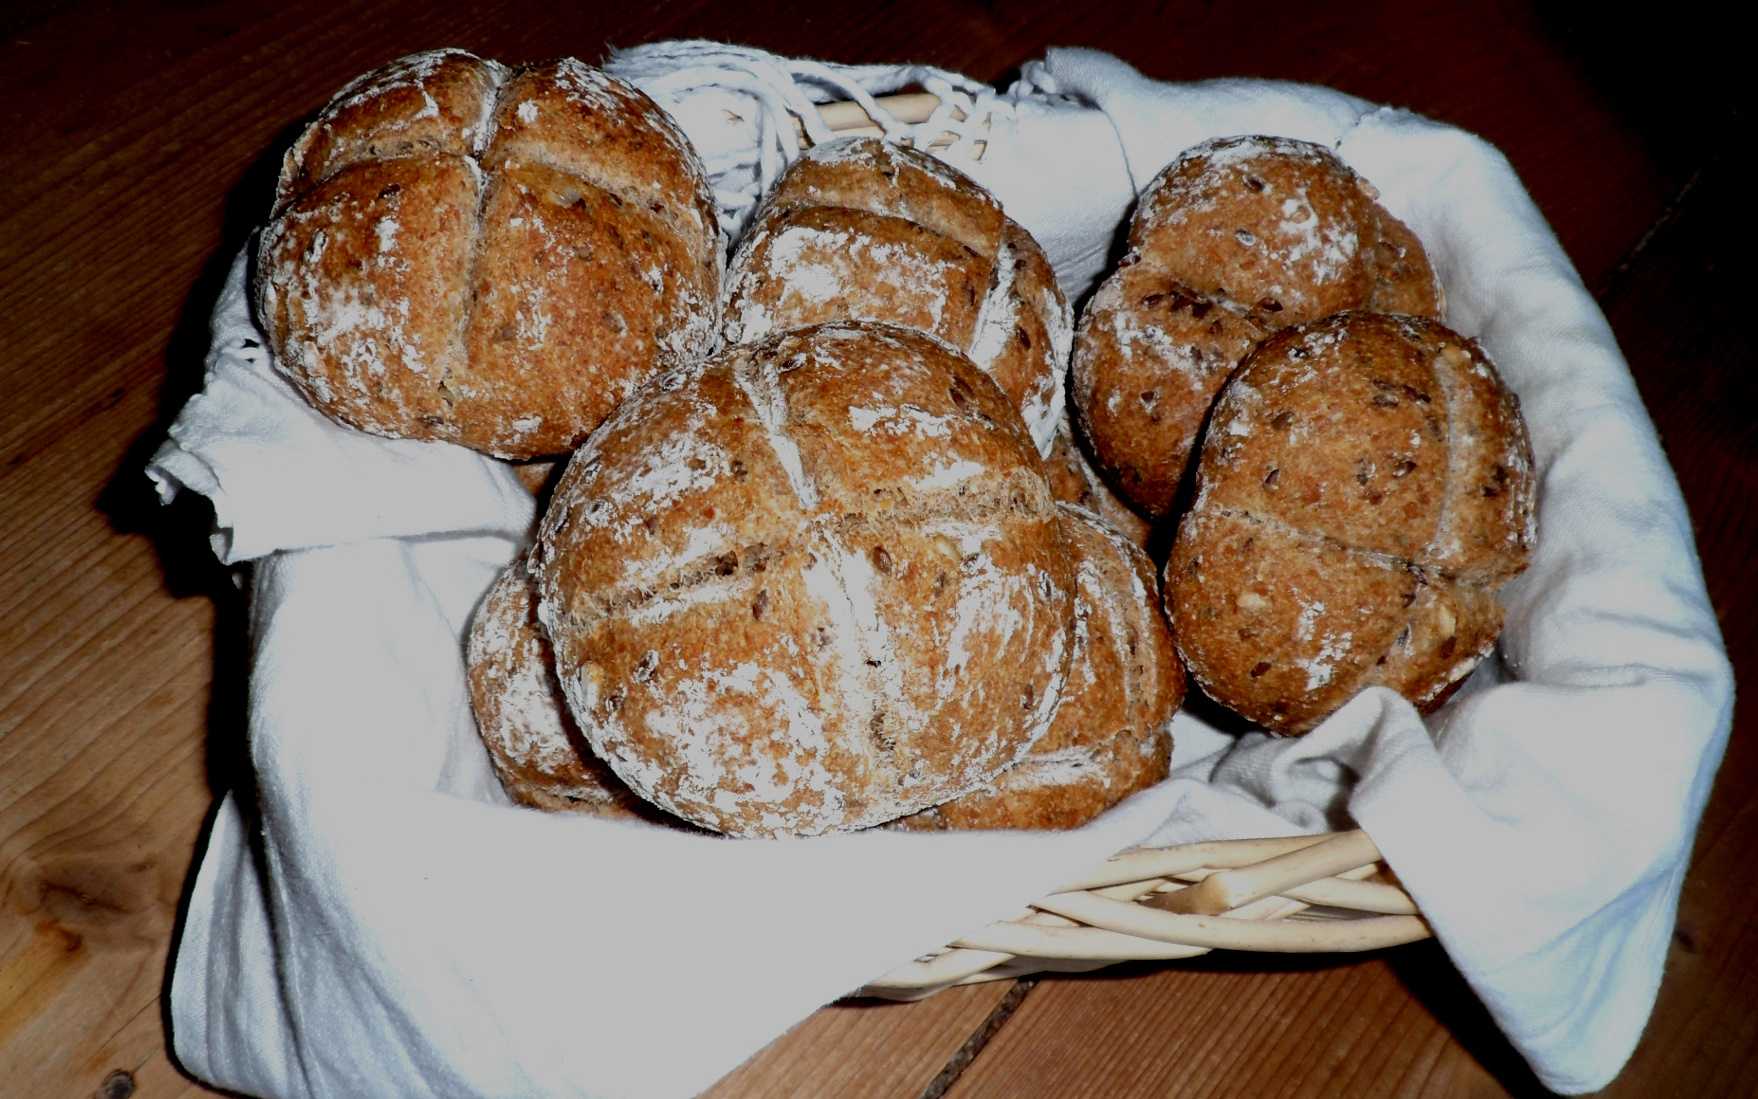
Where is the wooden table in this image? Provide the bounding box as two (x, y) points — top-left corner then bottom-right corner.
(2, 3), (1748, 1096)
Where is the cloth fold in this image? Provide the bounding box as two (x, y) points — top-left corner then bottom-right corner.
(154, 43), (1731, 1099)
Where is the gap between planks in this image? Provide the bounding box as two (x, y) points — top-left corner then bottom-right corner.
(915, 978), (1037, 1099)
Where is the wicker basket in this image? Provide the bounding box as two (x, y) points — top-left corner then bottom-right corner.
(860, 830), (1428, 1000)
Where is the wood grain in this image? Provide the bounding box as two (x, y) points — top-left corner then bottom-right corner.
(0, 2), (1743, 1097)
(943, 952), (1541, 1099)
(702, 983), (1018, 1099)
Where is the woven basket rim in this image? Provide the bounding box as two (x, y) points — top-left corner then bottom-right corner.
(860, 830), (1429, 1000)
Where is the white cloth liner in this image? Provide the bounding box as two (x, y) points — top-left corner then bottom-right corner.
(151, 43), (1733, 1099)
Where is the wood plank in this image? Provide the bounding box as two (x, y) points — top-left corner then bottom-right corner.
(702, 983), (1020, 1099)
(940, 949), (1544, 1098)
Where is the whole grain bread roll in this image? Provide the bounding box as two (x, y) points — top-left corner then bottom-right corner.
(465, 558), (672, 822)
(533, 322), (1075, 837)
(1072, 135), (1443, 519)
(725, 137), (1070, 455)
(1166, 312), (1533, 733)
(895, 504), (1182, 830)
(258, 50), (720, 459)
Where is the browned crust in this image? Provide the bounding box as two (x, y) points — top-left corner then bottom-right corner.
(1071, 262), (1271, 519)
(258, 52), (720, 459)
(726, 139), (1069, 453)
(455, 160), (715, 455)
(1071, 136), (1445, 516)
(759, 136), (1004, 261)
(1367, 205), (1445, 318)
(1126, 135), (1440, 326)
(258, 155), (477, 436)
(890, 729), (1172, 831)
(894, 505), (1182, 830)
(483, 60), (718, 261)
(275, 49), (507, 211)
(724, 206), (989, 349)
(533, 322), (1075, 837)
(724, 137), (1002, 351)
(1166, 312), (1532, 733)
(969, 219), (1071, 454)
(465, 558), (677, 823)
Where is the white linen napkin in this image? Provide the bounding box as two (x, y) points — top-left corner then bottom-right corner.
(154, 44), (1732, 1098)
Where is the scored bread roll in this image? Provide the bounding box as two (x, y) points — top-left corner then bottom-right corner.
(533, 322), (1075, 837)
(465, 558), (672, 822)
(1166, 312), (1533, 733)
(259, 49), (720, 458)
(1072, 135), (1444, 519)
(895, 504), (1183, 830)
(724, 137), (1070, 455)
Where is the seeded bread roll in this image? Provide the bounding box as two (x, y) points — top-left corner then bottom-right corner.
(725, 137), (1070, 455)
(1072, 135), (1443, 519)
(1166, 312), (1533, 733)
(532, 322), (1075, 837)
(466, 558), (671, 821)
(1073, 268), (1272, 520)
(259, 50), (720, 459)
(895, 504), (1182, 830)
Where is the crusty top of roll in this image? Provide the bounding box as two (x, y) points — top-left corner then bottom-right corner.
(758, 137), (1006, 260)
(725, 137), (1070, 455)
(259, 50), (720, 459)
(724, 139), (1004, 350)
(967, 220), (1072, 457)
(532, 322), (1075, 836)
(1128, 135), (1443, 325)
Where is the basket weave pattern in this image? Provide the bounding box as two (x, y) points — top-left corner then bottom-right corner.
(863, 830), (1429, 999)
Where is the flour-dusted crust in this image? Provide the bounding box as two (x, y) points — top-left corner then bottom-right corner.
(1072, 263), (1271, 519)
(726, 205), (991, 350)
(1126, 136), (1441, 323)
(1167, 313), (1533, 733)
(967, 220), (1072, 457)
(756, 136), (1006, 260)
(896, 504), (1182, 830)
(466, 558), (671, 821)
(1073, 135), (1444, 518)
(532, 322), (1075, 837)
(258, 51), (720, 459)
(726, 138), (1068, 455)
(274, 49), (509, 209)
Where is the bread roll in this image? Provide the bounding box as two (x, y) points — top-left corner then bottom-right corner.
(725, 137), (1070, 454)
(465, 558), (670, 821)
(1166, 312), (1533, 733)
(895, 504), (1182, 830)
(1072, 135), (1443, 518)
(259, 50), (720, 459)
(533, 322), (1075, 837)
